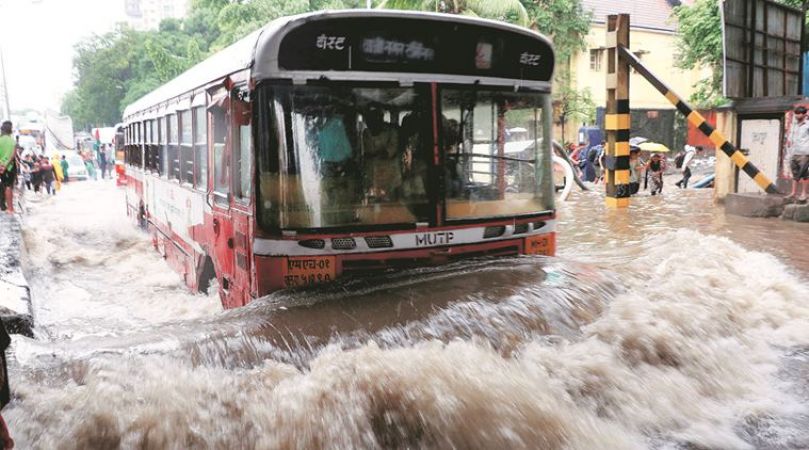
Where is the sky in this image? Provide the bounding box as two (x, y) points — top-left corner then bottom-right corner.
(0, 0), (127, 114)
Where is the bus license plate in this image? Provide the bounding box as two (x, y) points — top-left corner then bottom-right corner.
(282, 256), (337, 287)
(525, 234), (554, 256)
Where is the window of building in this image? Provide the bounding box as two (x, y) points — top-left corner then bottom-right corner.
(180, 109), (194, 184)
(590, 49), (603, 71)
(193, 106), (208, 190)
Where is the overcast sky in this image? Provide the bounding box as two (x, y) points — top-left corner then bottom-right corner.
(1, 0), (126, 113)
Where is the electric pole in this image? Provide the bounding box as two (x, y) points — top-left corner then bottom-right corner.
(0, 46), (10, 121)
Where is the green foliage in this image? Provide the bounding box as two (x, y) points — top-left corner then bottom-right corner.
(524, 0), (591, 62)
(63, 0), (590, 129)
(380, 0), (530, 26)
(64, 0), (361, 129)
(555, 72), (595, 123)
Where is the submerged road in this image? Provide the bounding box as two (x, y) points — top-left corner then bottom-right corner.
(3, 180), (809, 449)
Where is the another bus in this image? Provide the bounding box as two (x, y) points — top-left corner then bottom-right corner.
(121, 10), (557, 309)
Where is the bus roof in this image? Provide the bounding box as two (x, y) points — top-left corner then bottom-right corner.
(123, 10), (554, 120)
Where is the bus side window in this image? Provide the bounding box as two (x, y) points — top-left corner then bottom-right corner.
(232, 89), (252, 201)
(168, 114), (180, 180)
(157, 118), (163, 175)
(211, 105), (229, 202)
(136, 122), (143, 169)
(194, 106), (208, 191)
(180, 109), (194, 184)
(150, 119), (158, 172)
(145, 120), (153, 171)
(161, 116), (169, 177)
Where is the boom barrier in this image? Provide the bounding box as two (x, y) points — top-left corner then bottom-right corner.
(602, 14), (779, 208)
(617, 45), (779, 195)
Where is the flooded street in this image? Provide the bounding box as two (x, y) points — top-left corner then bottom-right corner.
(5, 181), (809, 449)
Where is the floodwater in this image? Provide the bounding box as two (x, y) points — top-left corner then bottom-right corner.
(5, 177), (809, 449)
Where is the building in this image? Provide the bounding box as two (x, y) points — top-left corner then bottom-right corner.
(124, 0), (190, 31)
(559, 0), (709, 148)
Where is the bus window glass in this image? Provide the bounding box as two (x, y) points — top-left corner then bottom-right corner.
(211, 106), (229, 199)
(168, 114), (179, 180)
(441, 89), (553, 220)
(152, 119), (160, 173)
(160, 116), (168, 176)
(256, 84), (430, 229)
(193, 107), (208, 190)
(145, 120), (153, 171)
(232, 92), (252, 200)
(180, 110), (194, 184)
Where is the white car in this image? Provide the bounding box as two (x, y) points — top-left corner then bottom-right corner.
(64, 154), (90, 181)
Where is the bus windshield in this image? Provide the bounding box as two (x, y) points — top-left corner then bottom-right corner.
(257, 84), (432, 229)
(256, 84), (553, 231)
(441, 88), (553, 220)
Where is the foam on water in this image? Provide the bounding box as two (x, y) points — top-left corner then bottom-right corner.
(6, 183), (809, 449)
(19, 182), (221, 340)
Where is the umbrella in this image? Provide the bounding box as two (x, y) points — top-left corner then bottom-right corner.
(629, 136), (649, 146)
(638, 142), (671, 153)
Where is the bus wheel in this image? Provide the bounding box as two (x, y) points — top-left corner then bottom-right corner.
(197, 255), (216, 295)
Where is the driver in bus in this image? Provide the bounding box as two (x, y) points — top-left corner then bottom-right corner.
(361, 106), (400, 202)
(443, 118), (464, 197)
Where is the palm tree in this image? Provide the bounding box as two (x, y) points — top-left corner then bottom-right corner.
(379, 0), (530, 27)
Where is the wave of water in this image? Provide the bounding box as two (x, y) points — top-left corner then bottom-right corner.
(6, 183), (809, 449)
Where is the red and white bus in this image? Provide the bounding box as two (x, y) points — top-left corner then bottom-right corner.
(121, 10), (557, 309)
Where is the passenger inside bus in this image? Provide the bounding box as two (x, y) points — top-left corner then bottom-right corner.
(361, 106), (400, 202)
(313, 107), (359, 224)
(399, 111), (428, 200)
(443, 117), (464, 197)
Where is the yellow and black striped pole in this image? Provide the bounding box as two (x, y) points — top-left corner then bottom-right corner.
(616, 45), (779, 195)
(604, 14), (632, 208)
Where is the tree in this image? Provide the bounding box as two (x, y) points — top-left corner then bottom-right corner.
(380, 0), (530, 26)
(525, 0), (591, 63)
(524, 0), (592, 141)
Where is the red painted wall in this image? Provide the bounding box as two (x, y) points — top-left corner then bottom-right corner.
(687, 109), (718, 149)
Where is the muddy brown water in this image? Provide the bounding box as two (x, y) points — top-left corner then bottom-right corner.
(5, 181), (809, 449)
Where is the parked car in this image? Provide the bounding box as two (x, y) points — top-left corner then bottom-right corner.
(64, 153), (90, 180)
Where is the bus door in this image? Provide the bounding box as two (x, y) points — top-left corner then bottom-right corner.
(229, 86), (254, 307)
(209, 88), (238, 308)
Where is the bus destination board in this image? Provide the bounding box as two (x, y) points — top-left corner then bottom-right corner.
(277, 17), (554, 82)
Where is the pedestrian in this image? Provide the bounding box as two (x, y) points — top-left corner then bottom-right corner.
(98, 144), (108, 180)
(30, 158), (42, 193)
(60, 155), (69, 183)
(582, 142), (603, 183)
(629, 147), (643, 195)
(20, 154), (32, 191)
(0, 319), (13, 449)
(596, 142), (607, 184)
(51, 154), (63, 192)
(675, 145), (703, 189)
(646, 153), (664, 195)
(786, 105), (809, 202)
(0, 121), (16, 214)
(83, 152), (96, 180)
(39, 157), (55, 195)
